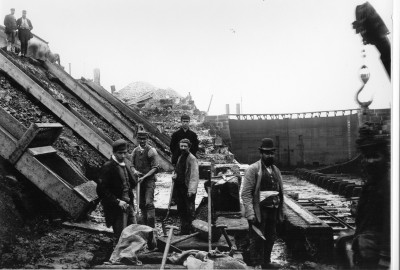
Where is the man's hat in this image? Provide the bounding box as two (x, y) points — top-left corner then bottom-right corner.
(181, 114), (190, 121)
(259, 138), (276, 151)
(137, 131), (148, 139)
(179, 138), (192, 147)
(112, 139), (128, 152)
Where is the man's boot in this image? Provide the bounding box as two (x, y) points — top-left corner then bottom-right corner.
(147, 209), (156, 228)
(140, 209), (147, 225)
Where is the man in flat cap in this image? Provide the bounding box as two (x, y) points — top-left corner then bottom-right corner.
(16, 10), (33, 57)
(4, 8), (17, 53)
(96, 139), (137, 239)
(129, 131), (160, 228)
(169, 114), (199, 206)
(170, 114), (199, 166)
(172, 138), (199, 235)
(241, 138), (284, 269)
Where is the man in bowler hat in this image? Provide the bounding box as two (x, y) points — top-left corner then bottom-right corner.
(241, 138), (285, 269)
(96, 139), (137, 239)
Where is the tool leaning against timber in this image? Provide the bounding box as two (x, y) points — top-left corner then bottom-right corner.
(162, 175), (175, 236)
(207, 170), (213, 254)
(160, 225), (179, 270)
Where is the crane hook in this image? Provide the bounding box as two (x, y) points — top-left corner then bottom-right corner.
(355, 65), (373, 109)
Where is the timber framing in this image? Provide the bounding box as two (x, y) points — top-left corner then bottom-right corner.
(0, 108), (96, 219)
(83, 80), (171, 145)
(44, 61), (173, 171)
(0, 51), (113, 158)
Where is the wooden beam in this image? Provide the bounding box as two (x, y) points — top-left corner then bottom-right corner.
(0, 107), (26, 139)
(0, 52), (113, 159)
(0, 123), (90, 219)
(28, 146), (57, 156)
(83, 81), (173, 171)
(8, 123), (41, 164)
(83, 80), (171, 145)
(44, 61), (137, 145)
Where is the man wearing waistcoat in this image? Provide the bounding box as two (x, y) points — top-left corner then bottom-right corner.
(241, 138), (285, 269)
(172, 138), (199, 235)
(96, 139), (137, 239)
(129, 131), (160, 228)
(16, 10), (33, 57)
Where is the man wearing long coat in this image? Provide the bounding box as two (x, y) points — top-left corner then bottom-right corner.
(241, 138), (285, 269)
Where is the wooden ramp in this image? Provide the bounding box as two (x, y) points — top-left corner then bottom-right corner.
(0, 50), (113, 159)
(82, 80), (171, 145)
(44, 61), (173, 171)
(0, 107), (97, 219)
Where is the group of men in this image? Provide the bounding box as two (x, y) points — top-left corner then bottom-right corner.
(4, 8), (33, 57)
(96, 113), (283, 268)
(96, 114), (201, 238)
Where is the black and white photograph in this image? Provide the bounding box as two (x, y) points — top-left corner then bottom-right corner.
(0, 0), (397, 269)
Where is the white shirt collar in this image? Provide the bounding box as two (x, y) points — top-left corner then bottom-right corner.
(112, 155), (126, 166)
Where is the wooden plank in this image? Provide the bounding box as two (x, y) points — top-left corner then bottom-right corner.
(62, 101), (113, 145)
(284, 196), (322, 225)
(0, 107), (26, 139)
(82, 81), (174, 171)
(8, 123), (41, 164)
(93, 264), (186, 269)
(44, 61), (137, 145)
(28, 146), (57, 156)
(83, 80), (171, 145)
(216, 216), (249, 231)
(62, 221), (113, 235)
(15, 151), (89, 219)
(0, 53), (113, 159)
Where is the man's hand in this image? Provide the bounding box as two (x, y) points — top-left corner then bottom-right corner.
(118, 200), (129, 211)
(138, 176), (145, 183)
(187, 192), (195, 198)
(247, 215), (256, 225)
(172, 173), (177, 181)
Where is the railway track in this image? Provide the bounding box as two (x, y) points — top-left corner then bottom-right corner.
(296, 198), (355, 239)
(284, 175), (357, 240)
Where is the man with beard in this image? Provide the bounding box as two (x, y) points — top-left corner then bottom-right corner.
(96, 139), (137, 239)
(170, 114), (199, 166)
(241, 138), (284, 269)
(129, 131), (160, 228)
(172, 138), (199, 235)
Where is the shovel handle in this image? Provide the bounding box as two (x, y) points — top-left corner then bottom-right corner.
(160, 225), (179, 270)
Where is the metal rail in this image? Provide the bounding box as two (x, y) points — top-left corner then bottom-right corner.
(308, 199), (355, 230)
(227, 109), (360, 120)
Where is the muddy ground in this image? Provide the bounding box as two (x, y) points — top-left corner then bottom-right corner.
(0, 173), (351, 269)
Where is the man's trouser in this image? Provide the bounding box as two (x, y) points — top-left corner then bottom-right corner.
(6, 30), (16, 51)
(112, 205), (135, 240)
(249, 207), (278, 266)
(175, 182), (196, 234)
(18, 29), (30, 55)
(139, 178), (156, 228)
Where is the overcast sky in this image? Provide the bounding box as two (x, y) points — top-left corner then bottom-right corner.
(1, 0), (393, 115)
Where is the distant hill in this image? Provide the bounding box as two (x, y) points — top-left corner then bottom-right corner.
(115, 81), (182, 102)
